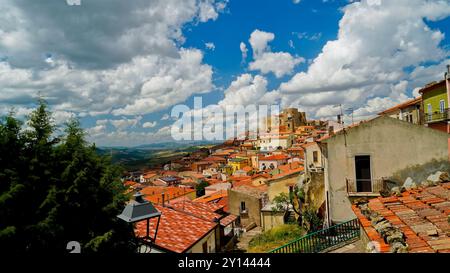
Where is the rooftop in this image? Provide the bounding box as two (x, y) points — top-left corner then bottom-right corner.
(140, 186), (195, 204)
(228, 157), (247, 162)
(135, 204), (217, 253)
(269, 166), (304, 181)
(353, 182), (450, 253)
(170, 201), (223, 222)
(259, 154), (289, 161)
(418, 79), (446, 95)
(193, 189), (228, 203)
(378, 97), (422, 115)
(220, 214), (238, 227)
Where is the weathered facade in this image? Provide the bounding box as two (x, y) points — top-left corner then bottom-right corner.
(322, 116), (450, 224)
(228, 186), (268, 228)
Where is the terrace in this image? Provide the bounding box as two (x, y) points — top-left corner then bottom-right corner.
(346, 178), (388, 197)
(424, 108), (450, 123)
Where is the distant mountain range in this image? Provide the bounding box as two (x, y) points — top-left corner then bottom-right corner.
(96, 140), (221, 171)
(98, 140), (221, 150)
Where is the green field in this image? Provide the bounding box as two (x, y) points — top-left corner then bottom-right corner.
(247, 224), (305, 253)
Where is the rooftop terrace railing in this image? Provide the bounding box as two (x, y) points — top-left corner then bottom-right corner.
(424, 108), (450, 123)
(346, 178), (386, 195)
(268, 218), (360, 253)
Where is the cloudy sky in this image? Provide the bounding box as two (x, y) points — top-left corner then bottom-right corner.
(1, 0), (450, 146)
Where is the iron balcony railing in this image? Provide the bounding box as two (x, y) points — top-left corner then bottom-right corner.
(268, 218), (360, 253)
(346, 178), (386, 194)
(424, 108), (450, 123)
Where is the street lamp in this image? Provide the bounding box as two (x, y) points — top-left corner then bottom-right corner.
(117, 191), (161, 253)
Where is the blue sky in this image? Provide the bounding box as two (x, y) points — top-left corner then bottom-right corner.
(1, 0), (450, 146)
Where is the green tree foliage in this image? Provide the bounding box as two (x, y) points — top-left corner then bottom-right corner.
(195, 180), (210, 197)
(0, 100), (134, 253)
(302, 208), (322, 233)
(272, 186), (305, 226)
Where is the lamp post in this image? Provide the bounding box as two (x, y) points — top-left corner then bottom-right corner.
(117, 191), (161, 253)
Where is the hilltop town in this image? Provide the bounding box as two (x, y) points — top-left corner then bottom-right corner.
(121, 68), (450, 254)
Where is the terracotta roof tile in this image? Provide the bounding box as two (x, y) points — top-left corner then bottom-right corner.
(193, 190), (228, 203)
(170, 201), (222, 222)
(220, 214), (237, 227)
(141, 186), (195, 204)
(378, 97), (421, 115)
(135, 205), (217, 253)
(353, 182), (450, 253)
(259, 154), (289, 161)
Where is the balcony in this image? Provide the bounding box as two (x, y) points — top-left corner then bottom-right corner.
(346, 178), (387, 196)
(424, 108), (450, 124)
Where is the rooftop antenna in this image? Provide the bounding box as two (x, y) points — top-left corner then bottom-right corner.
(335, 104), (347, 147)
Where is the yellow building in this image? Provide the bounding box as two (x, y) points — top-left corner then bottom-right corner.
(227, 157), (249, 172)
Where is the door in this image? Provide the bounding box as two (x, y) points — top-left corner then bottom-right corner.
(240, 201), (246, 213)
(355, 155), (372, 192)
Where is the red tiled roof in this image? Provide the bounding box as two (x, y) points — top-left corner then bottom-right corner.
(378, 97), (421, 115)
(135, 205), (217, 253)
(270, 167), (304, 180)
(231, 177), (253, 188)
(353, 182), (450, 253)
(193, 190), (228, 203)
(276, 162), (303, 173)
(141, 186), (195, 204)
(220, 214), (238, 226)
(259, 154), (289, 161)
(217, 196), (229, 213)
(170, 201), (223, 222)
(251, 173), (272, 179)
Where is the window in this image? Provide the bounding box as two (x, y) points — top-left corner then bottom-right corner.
(440, 99), (445, 113)
(313, 151), (318, 163)
(240, 201), (246, 212)
(202, 242), (208, 253)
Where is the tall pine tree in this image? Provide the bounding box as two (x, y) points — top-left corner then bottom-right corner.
(0, 100), (134, 253)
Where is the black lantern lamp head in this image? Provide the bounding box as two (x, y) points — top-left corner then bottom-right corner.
(117, 191), (162, 252)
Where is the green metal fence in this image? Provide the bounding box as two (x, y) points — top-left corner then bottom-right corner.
(268, 218), (360, 253)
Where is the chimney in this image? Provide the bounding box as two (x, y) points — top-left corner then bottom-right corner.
(134, 192), (146, 204)
(161, 192), (165, 207)
(446, 64), (450, 79)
